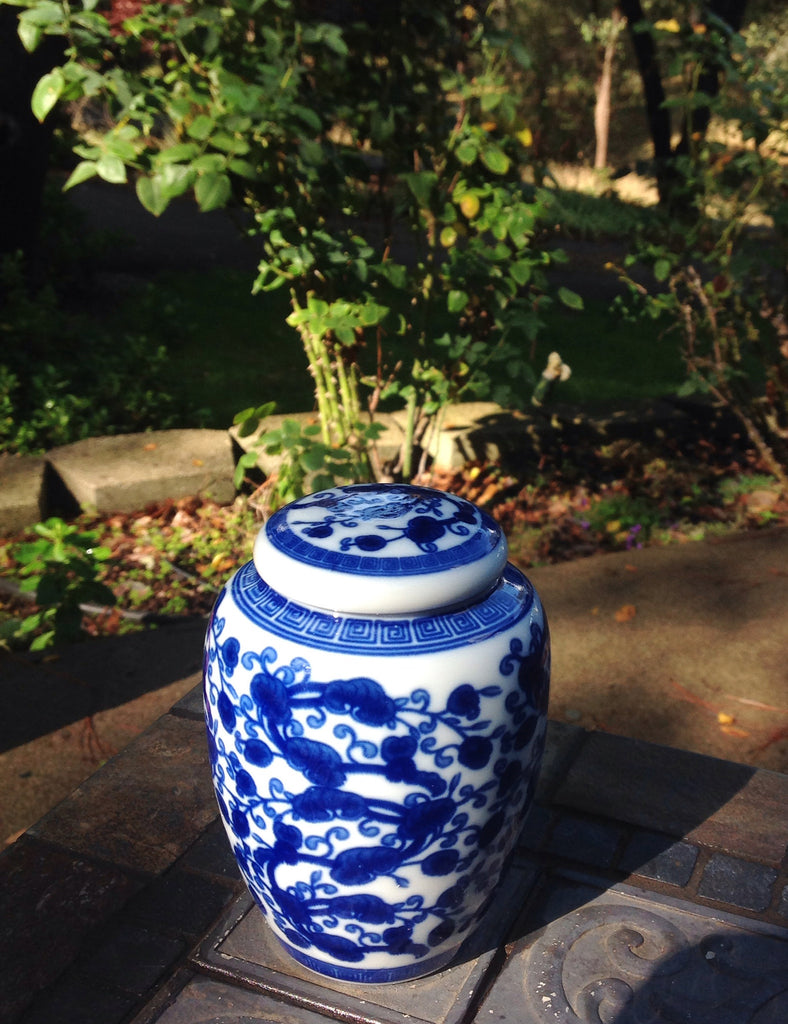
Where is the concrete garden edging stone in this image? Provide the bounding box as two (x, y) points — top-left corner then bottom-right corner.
(0, 398), (730, 535)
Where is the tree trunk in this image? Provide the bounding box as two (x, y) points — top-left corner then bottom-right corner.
(593, 9), (623, 170)
(675, 0), (749, 156)
(620, 0), (749, 205)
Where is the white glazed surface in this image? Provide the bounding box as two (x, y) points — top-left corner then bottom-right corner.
(203, 559), (549, 983)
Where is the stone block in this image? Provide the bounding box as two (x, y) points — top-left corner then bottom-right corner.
(620, 831), (699, 887)
(476, 880), (788, 1023)
(553, 733), (788, 866)
(28, 714), (218, 875)
(47, 430), (236, 514)
(124, 866), (237, 940)
(698, 853), (779, 913)
(544, 811), (625, 869)
(0, 452), (45, 533)
(0, 837), (141, 1024)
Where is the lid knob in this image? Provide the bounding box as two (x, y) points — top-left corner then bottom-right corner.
(253, 483), (507, 615)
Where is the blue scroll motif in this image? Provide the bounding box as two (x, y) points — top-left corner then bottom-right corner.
(204, 601), (548, 980)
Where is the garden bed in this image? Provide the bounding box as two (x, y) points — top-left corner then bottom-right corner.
(1, 401), (785, 647)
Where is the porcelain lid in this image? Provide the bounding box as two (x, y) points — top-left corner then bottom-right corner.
(253, 483), (508, 615)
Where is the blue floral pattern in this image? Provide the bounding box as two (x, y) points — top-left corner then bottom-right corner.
(265, 483), (502, 577)
(204, 576), (549, 983)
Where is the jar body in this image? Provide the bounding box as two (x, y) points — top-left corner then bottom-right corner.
(203, 559), (549, 984)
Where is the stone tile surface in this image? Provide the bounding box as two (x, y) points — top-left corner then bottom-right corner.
(193, 860), (541, 1024)
(178, 820), (242, 881)
(698, 853), (779, 913)
(20, 974), (139, 1024)
(620, 831), (699, 887)
(554, 733), (788, 864)
(476, 879), (788, 1023)
(74, 923), (186, 996)
(135, 974), (346, 1024)
(0, 838), (142, 1024)
(28, 714), (218, 875)
(543, 811), (625, 868)
(124, 866), (237, 940)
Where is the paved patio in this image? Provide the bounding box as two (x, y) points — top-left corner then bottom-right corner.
(2, 684), (786, 1024)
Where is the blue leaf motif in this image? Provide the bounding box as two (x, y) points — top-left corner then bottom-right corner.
(231, 806), (250, 838)
(291, 787), (366, 822)
(324, 677), (395, 726)
(446, 684), (480, 720)
(217, 692), (236, 732)
(477, 809), (505, 849)
(404, 515), (445, 549)
(303, 523), (333, 539)
(428, 919), (455, 947)
(235, 769), (257, 797)
(276, 889), (312, 926)
(274, 820), (302, 848)
(382, 735), (418, 761)
(310, 932), (366, 962)
(382, 926), (429, 960)
(250, 671), (292, 724)
(457, 736), (493, 770)
(220, 636), (240, 672)
(398, 797), (456, 840)
(323, 894), (397, 925)
(331, 846), (402, 885)
(422, 849), (460, 876)
(244, 738), (273, 767)
(284, 737), (346, 787)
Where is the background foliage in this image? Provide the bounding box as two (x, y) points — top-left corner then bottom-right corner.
(0, 0), (786, 491)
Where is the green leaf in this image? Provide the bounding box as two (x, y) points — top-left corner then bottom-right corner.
(31, 69), (65, 122)
(510, 260), (532, 286)
(300, 446), (329, 472)
(558, 287), (584, 311)
(654, 258), (672, 282)
(191, 153), (225, 173)
(18, 18), (42, 51)
(187, 114), (216, 141)
(63, 160), (98, 190)
(136, 175), (170, 216)
(448, 289), (469, 313)
(481, 91), (501, 113)
(401, 171), (437, 207)
(359, 301), (388, 326)
(156, 142), (200, 164)
(195, 171), (232, 211)
(480, 144), (510, 175)
(96, 153), (127, 184)
(455, 139), (478, 165)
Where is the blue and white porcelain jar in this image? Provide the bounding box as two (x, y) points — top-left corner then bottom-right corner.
(203, 483), (549, 984)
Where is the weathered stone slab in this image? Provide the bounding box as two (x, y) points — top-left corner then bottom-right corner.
(29, 714), (218, 875)
(0, 451), (45, 533)
(475, 880), (788, 1023)
(0, 837), (142, 1024)
(47, 429), (236, 514)
(133, 974), (339, 1024)
(553, 732), (788, 866)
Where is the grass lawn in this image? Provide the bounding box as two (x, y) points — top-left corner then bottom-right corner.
(104, 265), (684, 430)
